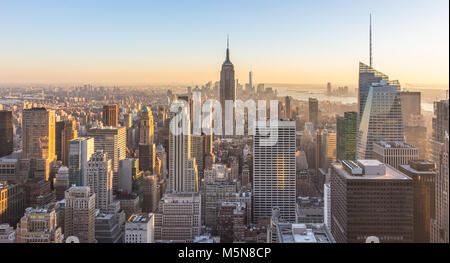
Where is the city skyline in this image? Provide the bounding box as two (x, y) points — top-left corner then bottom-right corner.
(0, 0), (448, 87)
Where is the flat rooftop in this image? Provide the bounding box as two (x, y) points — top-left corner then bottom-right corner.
(127, 214), (153, 223)
(375, 141), (416, 149)
(334, 160), (411, 181)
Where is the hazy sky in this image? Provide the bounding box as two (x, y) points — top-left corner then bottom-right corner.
(0, 0), (448, 87)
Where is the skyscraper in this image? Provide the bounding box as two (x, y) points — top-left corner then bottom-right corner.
(86, 151), (113, 212)
(336, 112), (357, 161)
(331, 160), (413, 243)
(220, 36), (235, 134)
(64, 186), (96, 243)
(430, 100), (449, 163)
(430, 106), (449, 243)
(308, 98), (318, 128)
(356, 80), (404, 159)
(0, 110), (13, 157)
(138, 105), (156, 174)
(139, 107), (154, 145)
(253, 120), (296, 223)
(168, 107), (198, 193)
(285, 96), (291, 120)
(55, 118), (78, 166)
(153, 192), (201, 243)
(102, 104), (119, 127)
(399, 91), (427, 159)
(68, 137), (95, 186)
(399, 160), (436, 243)
(21, 108), (56, 181)
(372, 141), (419, 170)
(88, 126), (126, 192)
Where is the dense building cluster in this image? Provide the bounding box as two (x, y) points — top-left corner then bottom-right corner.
(0, 30), (448, 244)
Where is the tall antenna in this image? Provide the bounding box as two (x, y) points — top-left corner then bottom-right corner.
(370, 13), (373, 68)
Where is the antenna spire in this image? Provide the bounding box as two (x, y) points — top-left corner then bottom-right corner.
(226, 35), (230, 62)
(370, 13), (373, 68)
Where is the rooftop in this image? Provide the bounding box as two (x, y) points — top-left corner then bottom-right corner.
(334, 160), (411, 180)
(127, 214), (153, 224)
(277, 223), (334, 243)
(375, 141), (416, 149)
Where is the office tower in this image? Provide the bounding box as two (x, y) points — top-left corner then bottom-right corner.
(0, 182), (24, 226)
(230, 156), (239, 181)
(358, 63), (389, 125)
(125, 214), (154, 243)
(296, 151), (312, 196)
(142, 173), (161, 213)
(248, 71), (253, 93)
(139, 143), (155, 173)
(430, 100), (449, 163)
(324, 184), (331, 231)
(431, 134), (449, 243)
(53, 166), (69, 200)
(308, 98), (319, 128)
(285, 96), (291, 120)
(15, 207), (63, 243)
(68, 137), (94, 186)
(21, 108), (56, 181)
(64, 186), (96, 243)
(88, 126), (126, 192)
(168, 107), (198, 193)
(315, 130), (323, 177)
(322, 130), (336, 171)
(356, 80), (404, 160)
(399, 160), (436, 243)
(191, 135), (204, 180)
(86, 151), (113, 212)
(0, 224), (15, 243)
(23, 178), (55, 208)
(139, 107), (154, 145)
(373, 141), (419, 170)
(399, 91), (421, 120)
(55, 119), (78, 166)
(95, 213), (123, 243)
(220, 36), (236, 133)
(0, 110), (13, 157)
(153, 192), (201, 243)
(118, 158), (142, 194)
(102, 104), (119, 127)
(217, 202), (246, 243)
(155, 145), (167, 177)
(253, 121), (296, 223)
(405, 126), (428, 159)
(327, 82), (332, 96)
(398, 91), (427, 159)
(337, 112), (357, 161)
(331, 160), (413, 243)
(123, 113), (132, 128)
(242, 165), (250, 187)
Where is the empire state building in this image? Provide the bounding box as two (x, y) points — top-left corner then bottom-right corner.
(220, 37), (235, 135)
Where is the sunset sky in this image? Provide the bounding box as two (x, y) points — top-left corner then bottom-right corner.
(0, 0), (448, 87)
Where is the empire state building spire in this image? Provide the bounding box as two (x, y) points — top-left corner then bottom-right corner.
(225, 35), (231, 63)
(220, 35), (236, 135)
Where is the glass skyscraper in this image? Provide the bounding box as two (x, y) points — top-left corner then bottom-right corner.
(356, 79), (405, 159)
(358, 62), (389, 125)
(337, 112), (357, 161)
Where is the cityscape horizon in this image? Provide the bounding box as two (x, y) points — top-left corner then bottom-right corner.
(0, 0), (449, 255)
